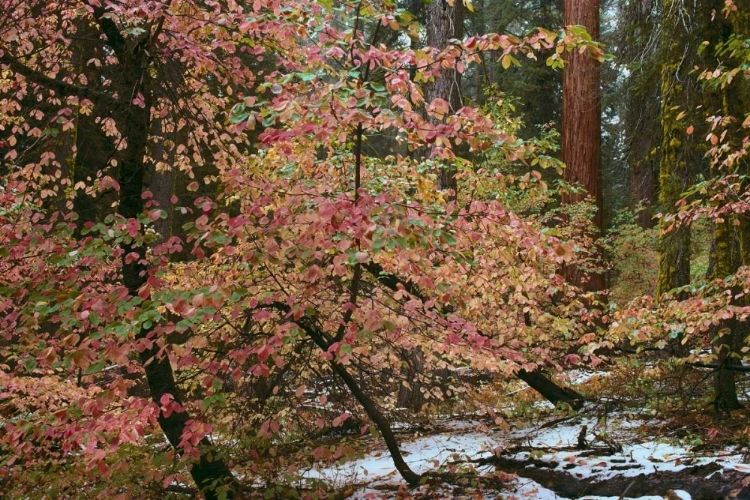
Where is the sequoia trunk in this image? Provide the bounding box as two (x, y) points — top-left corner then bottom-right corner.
(562, 0), (604, 291)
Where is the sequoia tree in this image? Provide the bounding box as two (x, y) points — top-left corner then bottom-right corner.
(562, 0), (604, 291)
(617, 0), (660, 228)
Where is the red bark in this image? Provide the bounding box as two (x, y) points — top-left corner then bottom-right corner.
(562, 0), (604, 291)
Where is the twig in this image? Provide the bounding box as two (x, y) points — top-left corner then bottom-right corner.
(618, 479), (637, 500)
(539, 415), (577, 429)
(577, 424), (589, 450)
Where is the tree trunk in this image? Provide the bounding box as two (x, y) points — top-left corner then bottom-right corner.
(618, 0), (659, 229)
(709, 219), (742, 412)
(708, 0), (750, 413)
(298, 318), (421, 485)
(627, 108), (659, 229)
(425, 0), (464, 193)
(656, 0), (718, 297)
(629, 152), (658, 229)
(396, 347), (426, 410)
(562, 0), (604, 291)
(2, 12), (239, 493)
(656, 0), (692, 296)
(517, 369), (585, 410)
(148, 117), (177, 246)
(95, 11), (236, 497)
(397, 0), (466, 410)
(114, 95), (236, 500)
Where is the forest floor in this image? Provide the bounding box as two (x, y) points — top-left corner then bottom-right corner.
(300, 370), (750, 499)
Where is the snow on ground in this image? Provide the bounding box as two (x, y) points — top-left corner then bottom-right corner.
(304, 420), (495, 489)
(304, 415), (747, 499)
(507, 416), (747, 480)
(558, 370), (610, 386)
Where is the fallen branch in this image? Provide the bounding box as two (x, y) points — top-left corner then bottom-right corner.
(689, 362), (750, 372)
(459, 458), (749, 499)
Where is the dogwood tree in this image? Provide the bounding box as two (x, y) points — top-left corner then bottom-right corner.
(0, 0), (604, 496)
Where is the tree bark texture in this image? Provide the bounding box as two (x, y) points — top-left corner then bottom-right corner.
(709, 220), (743, 412)
(401, 0), (466, 408)
(148, 117), (178, 246)
(656, 0), (693, 297)
(629, 150), (658, 229)
(618, 0), (660, 229)
(517, 369), (584, 410)
(656, 0), (720, 297)
(396, 346), (426, 410)
(708, 0), (750, 412)
(562, 0), (604, 291)
(625, 79), (659, 229)
(425, 0), (464, 193)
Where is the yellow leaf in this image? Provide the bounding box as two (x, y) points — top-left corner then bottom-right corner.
(417, 176), (434, 203)
(464, 0), (474, 12)
(501, 55), (511, 70)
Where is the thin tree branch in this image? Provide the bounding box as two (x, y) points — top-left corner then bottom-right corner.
(0, 53), (118, 106)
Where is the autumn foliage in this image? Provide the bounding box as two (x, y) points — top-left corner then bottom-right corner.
(6, 0), (735, 497)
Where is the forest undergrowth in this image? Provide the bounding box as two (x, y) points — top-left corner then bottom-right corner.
(293, 364), (750, 500)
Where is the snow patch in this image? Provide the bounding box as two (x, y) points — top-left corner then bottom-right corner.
(305, 416), (743, 499)
(305, 420), (494, 488)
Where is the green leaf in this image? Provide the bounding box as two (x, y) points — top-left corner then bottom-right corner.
(23, 358), (37, 373)
(229, 112), (250, 124)
(368, 82), (385, 92)
(84, 361), (106, 375)
(231, 288), (248, 302)
(297, 72), (317, 82)
(569, 25), (592, 41)
(441, 232), (457, 245)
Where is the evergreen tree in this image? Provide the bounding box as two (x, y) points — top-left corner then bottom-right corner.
(562, 0), (604, 291)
